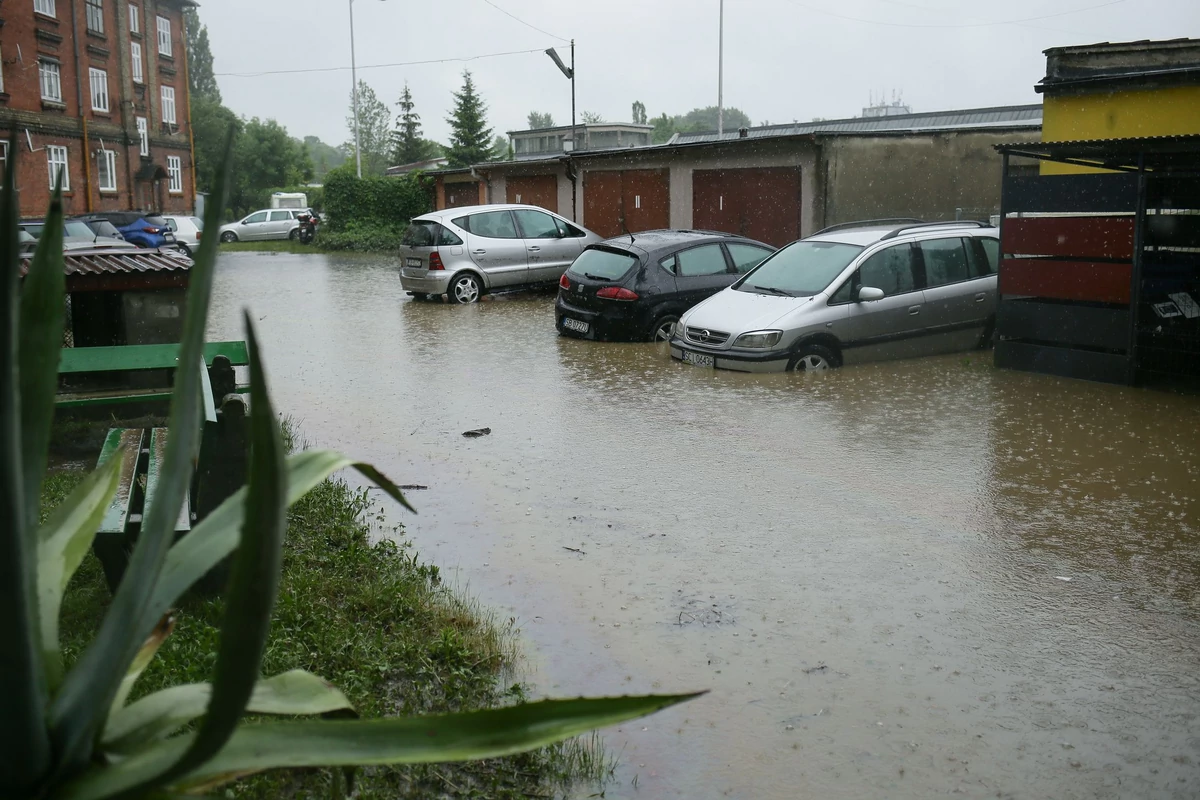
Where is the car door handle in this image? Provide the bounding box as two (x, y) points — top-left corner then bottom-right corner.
(975, 293), (987, 302)
(527, 246), (541, 252)
(472, 249), (486, 254)
(908, 306), (921, 316)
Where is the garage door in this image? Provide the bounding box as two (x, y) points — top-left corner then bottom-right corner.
(692, 167), (801, 247)
(506, 175), (558, 213)
(583, 169), (670, 239)
(444, 181), (481, 209)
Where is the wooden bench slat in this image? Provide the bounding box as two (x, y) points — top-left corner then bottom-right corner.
(97, 429), (144, 534)
(58, 341), (250, 374)
(147, 428), (191, 533)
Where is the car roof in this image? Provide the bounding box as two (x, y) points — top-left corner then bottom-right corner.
(420, 204), (564, 221)
(592, 229), (770, 258)
(806, 220), (998, 247)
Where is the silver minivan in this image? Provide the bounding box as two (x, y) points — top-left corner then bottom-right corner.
(399, 204), (603, 303)
(671, 220), (1000, 372)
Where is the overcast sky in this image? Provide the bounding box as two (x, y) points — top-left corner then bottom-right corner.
(202, 0), (1198, 149)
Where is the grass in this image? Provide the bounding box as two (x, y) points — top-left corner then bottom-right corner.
(219, 239), (314, 254)
(46, 425), (615, 799)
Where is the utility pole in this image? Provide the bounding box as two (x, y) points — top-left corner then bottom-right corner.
(546, 41), (577, 219)
(717, 0), (724, 137)
(349, 0), (362, 178)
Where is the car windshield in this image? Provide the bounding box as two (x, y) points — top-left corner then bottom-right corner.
(735, 241), (864, 297)
(567, 247), (638, 281)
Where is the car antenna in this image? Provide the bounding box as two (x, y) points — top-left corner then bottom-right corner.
(620, 217), (634, 244)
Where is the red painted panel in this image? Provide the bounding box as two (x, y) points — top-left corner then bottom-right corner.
(1002, 216), (1135, 260)
(999, 258), (1132, 305)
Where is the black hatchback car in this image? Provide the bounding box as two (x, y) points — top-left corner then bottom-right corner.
(555, 230), (775, 341)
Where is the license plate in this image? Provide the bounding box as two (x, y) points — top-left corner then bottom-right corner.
(682, 351), (715, 368)
(563, 318), (589, 334)
(405, 257), (423, 268)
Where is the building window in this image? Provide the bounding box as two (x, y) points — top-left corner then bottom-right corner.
(97, 148), (117, 192)
(160, 85), (176, 125)
(128, 3), (139, 33)
(47, 145), (69, 191)
(39, 60), (62, 103)
(0, 142), (8, 188)
(156, 15), (172, 56)
(137, 116), (149, 155)
(89, 68), (109, 112)
(35, 0), (56, 18)
(131, 41), (143, 83)
(167, 156), (182, 194)
(85, 0), (104, 34)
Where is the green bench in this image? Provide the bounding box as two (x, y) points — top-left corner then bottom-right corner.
(57, 341), (249, 409)
(90, 350), (249, 592)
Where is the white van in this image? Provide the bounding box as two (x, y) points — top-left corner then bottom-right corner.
(270, 192), (308, 210)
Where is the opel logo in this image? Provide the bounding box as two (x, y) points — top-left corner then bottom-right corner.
(701, 330), (711, 339)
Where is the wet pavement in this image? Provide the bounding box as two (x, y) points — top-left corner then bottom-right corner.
(208, 252), (1199, 799)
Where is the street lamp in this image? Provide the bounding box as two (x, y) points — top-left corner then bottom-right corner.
(545, 41), (575, 217)
(717, 0), (724, 137)
(349, 0), (362, 177)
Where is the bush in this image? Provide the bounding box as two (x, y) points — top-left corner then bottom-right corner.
(322, 166), (432, 233)
(315, 222), (405, 252)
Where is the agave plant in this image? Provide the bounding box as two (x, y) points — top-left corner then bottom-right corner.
(0, 130), (698, 799)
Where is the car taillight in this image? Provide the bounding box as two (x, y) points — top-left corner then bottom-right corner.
(559, 274), (570, 290)
(143, 227), (158, 233)
(596, 286), (639, 301)
(428, 252), (445, 270)
(195, 230), (202, 240)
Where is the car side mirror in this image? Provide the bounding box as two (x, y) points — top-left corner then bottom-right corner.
(857, 286), (885, 302)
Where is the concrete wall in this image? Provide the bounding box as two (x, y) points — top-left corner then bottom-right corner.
(820, 129), (1037, 225)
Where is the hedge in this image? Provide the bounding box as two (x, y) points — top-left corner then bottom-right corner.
(322, 166), (433, 234)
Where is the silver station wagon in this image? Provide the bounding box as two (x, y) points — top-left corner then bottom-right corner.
(399, 204), (603, 304)
(671, 220), (1000, 372)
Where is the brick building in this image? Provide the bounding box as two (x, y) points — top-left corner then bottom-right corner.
(0, 0), (196, 218)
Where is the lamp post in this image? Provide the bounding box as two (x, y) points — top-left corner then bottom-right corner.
(545, 41), (576, 218)
(717, 0), (724, 137)
(349, 0), (362, 178)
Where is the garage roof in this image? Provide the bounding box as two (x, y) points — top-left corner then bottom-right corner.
(20, 247), (192, 278)
(996, 134), (1200, 172)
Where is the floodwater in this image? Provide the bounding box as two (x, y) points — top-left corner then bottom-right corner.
(208, 252), (1200, 799)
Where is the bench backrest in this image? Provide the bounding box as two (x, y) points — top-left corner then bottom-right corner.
(58, 341), (249, 374)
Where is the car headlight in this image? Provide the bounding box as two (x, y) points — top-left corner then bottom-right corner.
(734, 330), (783, 349)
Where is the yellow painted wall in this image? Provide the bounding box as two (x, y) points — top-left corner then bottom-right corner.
(1041, 85), (1200, 173)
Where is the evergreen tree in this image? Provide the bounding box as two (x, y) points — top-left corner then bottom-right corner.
(445, 71), (494, 168)
(184, 8), (221, 103)
(391, 83), (427, 166)
(527, 111), (554, 129)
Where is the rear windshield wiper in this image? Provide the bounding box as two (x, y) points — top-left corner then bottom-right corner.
(582, 273), (616, 282)
(747, 285), (792, 297)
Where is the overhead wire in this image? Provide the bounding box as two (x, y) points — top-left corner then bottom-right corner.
(478, 0), (569, 42)
(214, 46), (551, 78)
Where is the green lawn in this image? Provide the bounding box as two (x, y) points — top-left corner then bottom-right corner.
(219, 239), (314, 254)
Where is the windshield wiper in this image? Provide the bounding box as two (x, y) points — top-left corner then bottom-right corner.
(747, 285), (792, 297)
(583, 273), (615, 282)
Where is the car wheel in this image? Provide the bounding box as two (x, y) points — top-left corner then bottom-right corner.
(648, 314), (681, 343)
(177, 244), (192, 257)
(450, 273), (482, 304)
(220, 231), (238, 243)
(787, 343), (838, 372)
(288, 228), (299, 241)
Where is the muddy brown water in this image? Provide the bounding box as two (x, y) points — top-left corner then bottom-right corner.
(208, 253), (1199, 799)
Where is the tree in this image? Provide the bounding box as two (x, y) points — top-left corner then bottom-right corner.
(191, 96), (242, 194)
(677, 106), (752, 132)
(391, 83), (428, 166)
(651, 113), (677, 144)
(490, 135), (512, 162)
(580, 110), (604, 124)
(445, 70), (493, 168)
(527, 111), (555, 129)
(631, 101), (647, 125)
(184, 8), (220, 103)
(303, 136), (348, 181)
(230, 118), (312, 216)
(344, 80), (393, 175)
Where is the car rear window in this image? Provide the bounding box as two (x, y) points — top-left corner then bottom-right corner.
(190, 217), (204, 230)
(736, 241), (863, 297)
(402, 221), (463, 247)
(64, 220), (97, 238)
(567, 247), (639, 281)
(143, 215), (169, 227)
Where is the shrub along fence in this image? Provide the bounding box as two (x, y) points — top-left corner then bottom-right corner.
(318, 167), (434, 252)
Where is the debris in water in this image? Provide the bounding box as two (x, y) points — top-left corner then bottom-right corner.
(803, 664), (828, 674)
(564, 546), (586, 555)
(1056, 576), (1072, 582)
(398, 484), (429, 490)
(462, 427), (492, 437)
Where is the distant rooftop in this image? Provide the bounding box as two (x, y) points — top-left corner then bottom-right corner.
(670, 104), (1043, 145)
(1038, 38), (1200, 94)
(385, 156), (449, 176)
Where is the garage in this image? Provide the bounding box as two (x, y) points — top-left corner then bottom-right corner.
(692, 167), (802, 247)
(506, 175), (558, 212)
(444, 181), (482, 209)
(582, 169), (670, 239)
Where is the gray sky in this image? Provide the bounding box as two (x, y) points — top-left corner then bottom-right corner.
(204, 0), (1198, 149)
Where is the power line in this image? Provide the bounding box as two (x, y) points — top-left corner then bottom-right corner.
(479, 0), (569, 42)
(777, 0), (1128, 29)
(214, 46), (551, 78)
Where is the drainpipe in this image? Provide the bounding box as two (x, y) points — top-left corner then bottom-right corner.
(565, 156), (577, 222)
(70, 0), (93, 211)
(180, 12), (197, 213)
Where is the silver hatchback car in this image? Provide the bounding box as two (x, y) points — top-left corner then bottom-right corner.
(671, 220), (1000, 372)
(399, 204), (603, 303)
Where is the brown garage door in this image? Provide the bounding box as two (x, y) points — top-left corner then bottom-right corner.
(444, 181), (481, 209)
(506, 174), (558, 213)
(692, 167), (801, 247)
(583, 169), (670, 239)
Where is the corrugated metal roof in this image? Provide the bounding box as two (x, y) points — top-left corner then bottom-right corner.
(672, 104), (1043, 145)
(20, 247), (193, 278)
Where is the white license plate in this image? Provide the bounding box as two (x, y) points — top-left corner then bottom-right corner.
(405, 257), (423, 268)
(682, 351), (715, 368)
(563, 318), (589, 334)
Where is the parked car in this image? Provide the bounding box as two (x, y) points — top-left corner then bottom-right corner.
(219, 209), (302, 242)
(21, 218), (140, 250)
(671, 220), (1000, 372)
(555, 230), (776, 342)
(72, 217), (127, 242)
(161, 215), (204, 256)
(398, 205), (604, 304)
(79, 212), (179, 249)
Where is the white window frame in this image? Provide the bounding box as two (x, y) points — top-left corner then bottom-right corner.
(128, 3), (140, 33)
(39, 59), (63, 103)
(131, 41), (144, 83)
(47, 145), (70, 191)
(167, 156), (183, 194)
(85, 0), (104, 34)
(160, 85), (176, 125)
(97, 148), (117, 192)
(89, 68), (109, 112)
(35, 0), (57, 18)
(156, 15), (172, 56)
(136, 116), (149, 156)
(0, 141), (8, 187)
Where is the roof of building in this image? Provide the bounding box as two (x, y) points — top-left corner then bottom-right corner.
(1038, 38), (1200, 93)
(20, 247), (193, 279)
(385, 157), (450, 176)
(670, 104), (1043, 145)
(996, 134), (1200, 172)
(506, 122), (655, 136)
